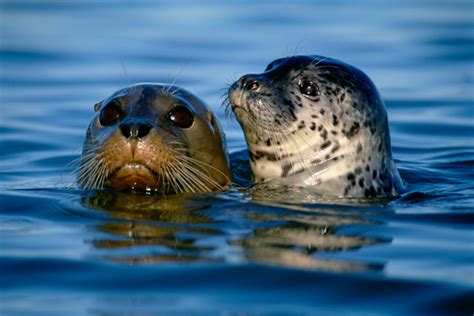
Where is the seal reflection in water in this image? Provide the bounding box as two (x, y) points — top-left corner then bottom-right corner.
(83, 190), (384, 270)
(227, 55), (405, 198)
(77, 83), (232, 193)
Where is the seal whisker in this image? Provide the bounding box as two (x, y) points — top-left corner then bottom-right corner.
(173, 159), (210, 193)
(170, 164), (195, 193)
(170, 149), (232, 184)
(176, 167), (210, 193)
(79, 161), (101, 190)
(162, 165), (174, 193)
(167, 164), (184, 193)
(167, 144), (225, 192)
(172, 154), (223, 192)
(181, 163), (222, 192)
(310, 56), (329, 68)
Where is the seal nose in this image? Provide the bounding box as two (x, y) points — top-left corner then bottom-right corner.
(239, 75), (260, 91)
(120, 123), (152, 139)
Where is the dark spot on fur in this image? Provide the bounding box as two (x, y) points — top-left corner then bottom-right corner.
(298, 120), (306, 129)
(344, 122), (360, 139)
(266, 139), (271, 146)
(347, 172), (355, 181)
(358, 178), (365, 188)
(372, 170), (378, 180)
(356, 143), (363, 153)
(255, 150), (280, 161)
(310, 122), (316, 130)
(364, 185), (377, 198)
(355, 167), (362, 175)
(332, 115), (339, 126)
(344, 186), (350, 196)
(319, 109), (325, 115)
(370, 186), (377, 196)
(320, 129), (328, 140)
(321, 141), (331, 150)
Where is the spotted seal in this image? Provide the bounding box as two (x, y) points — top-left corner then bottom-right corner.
(76, 83), (232, 194)
(227, 55), (405, 198)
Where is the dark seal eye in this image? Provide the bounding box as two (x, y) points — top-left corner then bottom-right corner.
(168, 105), (194, 129)
(99, 101), (123, 126)
(299, 80), (320, 98)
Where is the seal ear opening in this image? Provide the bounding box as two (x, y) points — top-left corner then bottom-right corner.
(94, 101), (102, 112)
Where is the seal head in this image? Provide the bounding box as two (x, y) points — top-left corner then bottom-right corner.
(78, 83), (232, 194)
(228, 55), (404, 198)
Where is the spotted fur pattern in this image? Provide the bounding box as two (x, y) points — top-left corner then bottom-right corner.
(228, 55), (405, 198)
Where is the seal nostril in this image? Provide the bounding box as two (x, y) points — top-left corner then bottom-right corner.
(120, 124), (131, 138)
(137, 124), (152, 138)
(120, 124), (152, 139)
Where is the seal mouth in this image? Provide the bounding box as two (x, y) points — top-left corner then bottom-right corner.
(105, 162), (161, 191)
(229, 84), (295, 134)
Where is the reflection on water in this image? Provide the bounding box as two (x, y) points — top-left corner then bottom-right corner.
(1, 0), (473, 313)
(84, 191), (215, 263)
(82, 189), (386, 271)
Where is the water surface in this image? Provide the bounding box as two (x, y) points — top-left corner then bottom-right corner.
(1, 0), (473, 314)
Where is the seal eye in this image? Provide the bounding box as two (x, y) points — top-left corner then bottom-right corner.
(99, 101), (123, 126)
(168, 105), (194, 129)
(299, 80), (320, 98)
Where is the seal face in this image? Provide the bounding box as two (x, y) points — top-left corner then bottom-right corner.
(77, 83), (232, 194)
(227, 55), (405, 198)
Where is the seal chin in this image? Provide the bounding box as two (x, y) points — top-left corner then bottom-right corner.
(105, 162), (158, 191)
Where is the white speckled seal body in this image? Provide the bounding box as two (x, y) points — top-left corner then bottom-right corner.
(228, 55), (405, 198)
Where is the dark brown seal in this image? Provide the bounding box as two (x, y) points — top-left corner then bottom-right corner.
(76, 83), (232, 194)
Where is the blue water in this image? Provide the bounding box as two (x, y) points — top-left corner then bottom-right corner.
(1, 0), (473, 314)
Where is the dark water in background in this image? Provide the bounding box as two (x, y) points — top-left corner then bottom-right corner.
(1, 0), (473, 314)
